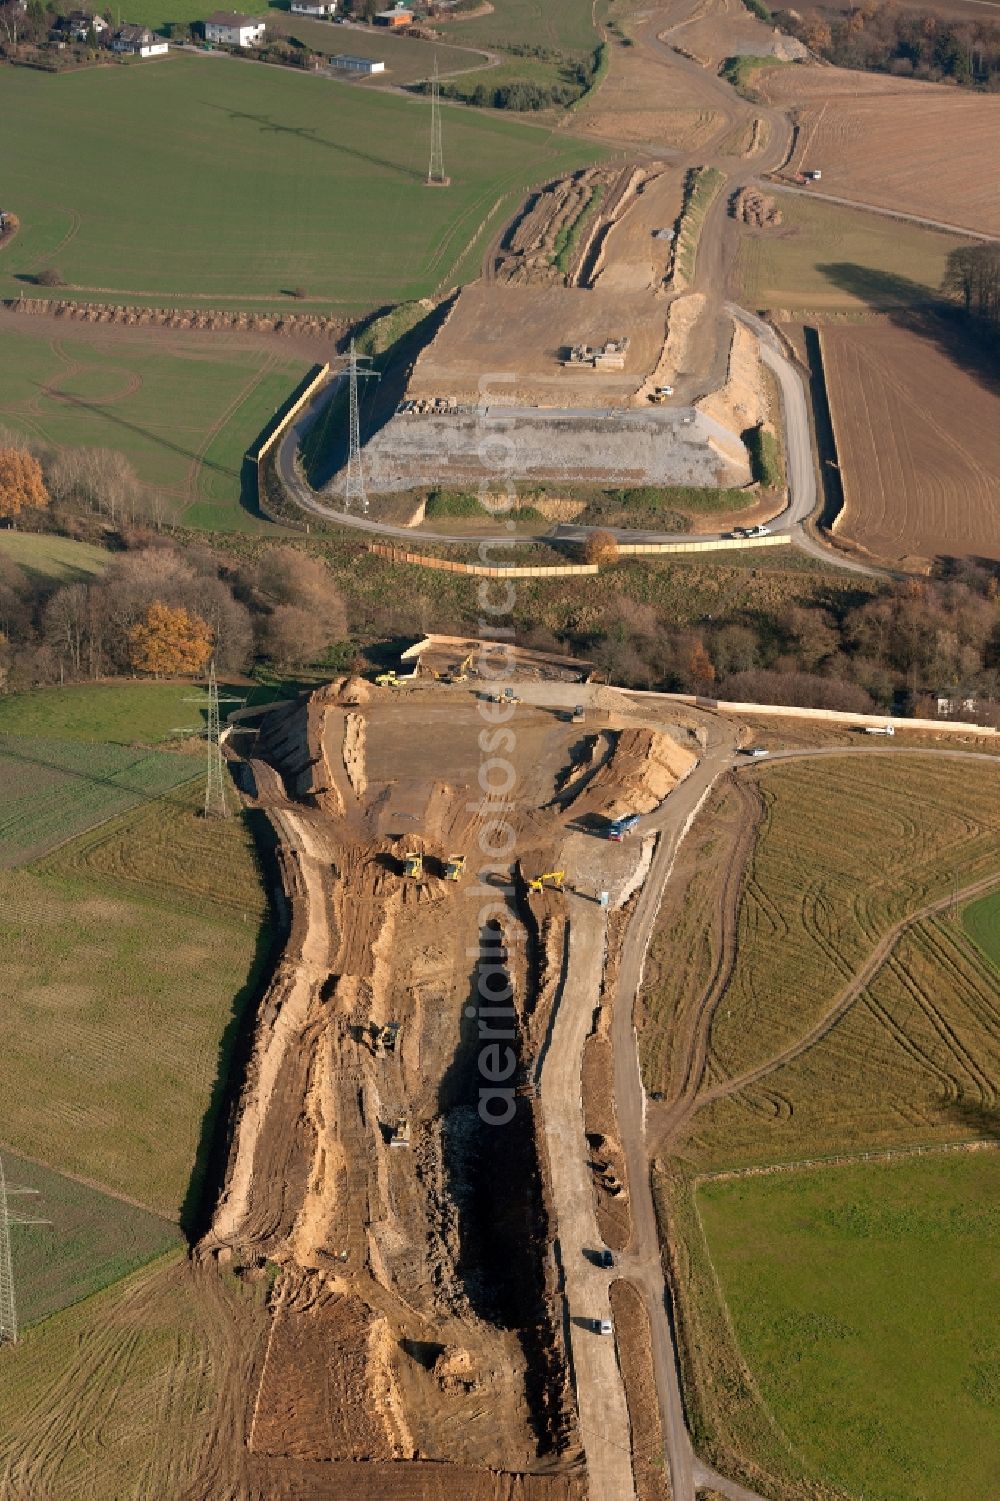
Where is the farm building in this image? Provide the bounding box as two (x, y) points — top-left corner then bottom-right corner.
(110, 23), (168, 55)
(203, 10), (265, 45)
(290, 0), (336, 14)
(329, 52), (385, 73)
(374, 3), (412, 26)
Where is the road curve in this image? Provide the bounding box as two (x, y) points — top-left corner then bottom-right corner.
(275, 313), (878, 574)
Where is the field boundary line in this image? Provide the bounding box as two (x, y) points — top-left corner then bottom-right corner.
(0, 1138), (181, 1225)
(697, 1136), (1000, 1184)
(22, 770), (203, 874)
(765, 181), (997, 242)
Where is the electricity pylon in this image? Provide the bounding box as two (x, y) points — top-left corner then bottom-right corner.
(0, 1157), (16, 1347)
(204, 659), (229, 819)
(427, 57), (449, 187)
(344, 339), (376, 515)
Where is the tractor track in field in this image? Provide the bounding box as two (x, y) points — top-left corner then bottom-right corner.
(658, 867), (1000, 1155)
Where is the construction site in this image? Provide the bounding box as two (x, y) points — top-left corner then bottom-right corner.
(203, 641), (706, 1497)
(341, 162), (774, 498)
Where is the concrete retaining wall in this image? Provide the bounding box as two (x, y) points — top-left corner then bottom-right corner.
(248, 363), (330, 464)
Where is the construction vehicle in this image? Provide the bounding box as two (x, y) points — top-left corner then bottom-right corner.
(864, 723), (895, 737)
(527, 870), (565, 893)
(403, 851), (423, 879)
(444, 854), (466, 882)
(607, 813), (640, 842)
(376, 1021), (402, 1054)
(447, 652), (474, 684)
(376, 670), (401, 688)
(648, 384), (674, 403)
(388, 1116), (411, 1148)
(571, 704), (585, 724)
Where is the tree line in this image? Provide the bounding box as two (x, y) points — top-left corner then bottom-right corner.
(771, 1), (1000, 88)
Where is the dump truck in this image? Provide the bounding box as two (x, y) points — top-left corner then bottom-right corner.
(444, 854), (466, 881)
(403, 851), (423, 879)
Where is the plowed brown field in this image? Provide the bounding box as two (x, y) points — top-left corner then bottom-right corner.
(759, 64), (1000, 235)
(820, 321), (1000, 567)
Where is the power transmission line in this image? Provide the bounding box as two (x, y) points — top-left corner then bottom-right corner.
(427, 56), (449, 188)
(204, 659), (230, 820)
(343, 339), (377, 515)
(0, 1156), (16, 1347)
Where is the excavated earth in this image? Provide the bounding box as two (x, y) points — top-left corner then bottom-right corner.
(202, 673), (697, 1497)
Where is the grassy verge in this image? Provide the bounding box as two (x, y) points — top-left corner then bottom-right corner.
(0, 531), (112, 584)
(552, 182), (605, 275)
(673, 167), (725, 286)
(721, 54), (783, 102)
(963, 886), (1000, 970)
(744, 423), (782, 489)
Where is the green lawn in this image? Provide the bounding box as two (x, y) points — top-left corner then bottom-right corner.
(0, 56), (599, 310)
(2, 1150), (181, 1329)
(963, 887), (1000, 971)
(736, 195), (969, 311)
(0, 734), (200, 866)
(698, 1152), (1000, 1501)
(0, 682), (216, 743)
(0, 323), (306, 529)
(0, 531), (112, 583)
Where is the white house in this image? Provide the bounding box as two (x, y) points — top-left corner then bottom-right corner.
(110, 23), (168, 55)
(330, 52), (384, 73)
(291, 0), (337, 16)
(204, 10), (266, 46)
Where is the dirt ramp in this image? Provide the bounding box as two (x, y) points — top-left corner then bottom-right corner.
(566, 728), (696, 822)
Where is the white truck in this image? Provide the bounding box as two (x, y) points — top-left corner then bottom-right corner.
(864, 723), (895, 736)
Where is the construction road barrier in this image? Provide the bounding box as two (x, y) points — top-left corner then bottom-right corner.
(615, 534), (791, 556)
(368, 543), (598, 578)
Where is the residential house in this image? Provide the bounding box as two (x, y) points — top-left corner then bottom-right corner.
(204, 10), (266, 46)
(290, 0), (337, 15)
(60, 9), (110, 41)
(111, 23), (169, 55)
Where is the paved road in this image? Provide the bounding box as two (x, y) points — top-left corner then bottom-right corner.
(538, 894), (638, 1501)
(275, 314), (881, 573)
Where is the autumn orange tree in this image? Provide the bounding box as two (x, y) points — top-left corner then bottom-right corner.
(129, 602), (213, 677)
(581, 529), (619, 566)
(0, 447), (49, 522)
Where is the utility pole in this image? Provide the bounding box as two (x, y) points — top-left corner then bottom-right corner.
(204, 659), (229, 820)
(427, 57), (449, 188)
(344, 339), (377, 515)
(0, 1156), (16, 1347)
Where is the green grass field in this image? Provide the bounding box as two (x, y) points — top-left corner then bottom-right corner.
(0, 531), (111, 583)
(0, 777), (270, 1219)
(736, 195), (969, 311)
(436, 0), (600, 57)
(0, 322), (307, 530)
(963, 887), (1000, 971)
(0, 57), (598, 311)
(698, 1152), (1000, 1501)
(0, 682), (214, 743)
(268, 12), (485, 84)
(0, 734), (200, 866)
(3, 1150), (181, 1329)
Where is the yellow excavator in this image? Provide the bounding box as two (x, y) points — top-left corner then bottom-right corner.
(447, 652), (474, 684)
(444, 854), (466, 882)
(527, 870), (566, 893)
